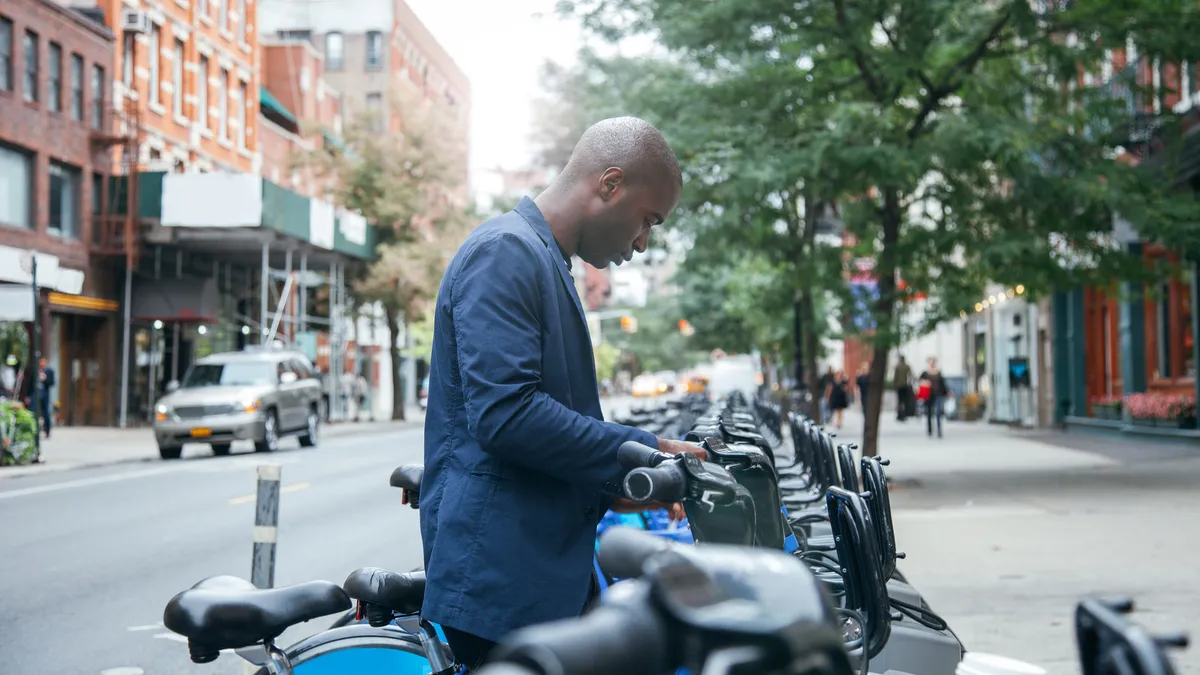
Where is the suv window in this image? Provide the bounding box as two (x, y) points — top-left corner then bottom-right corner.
(182, 361), (276, 387)
(290, 358), (314, 380)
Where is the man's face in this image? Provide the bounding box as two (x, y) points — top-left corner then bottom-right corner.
(39, 358), (47, 369)
(579, 168), (680, 269)
(928, 358), (937, 370)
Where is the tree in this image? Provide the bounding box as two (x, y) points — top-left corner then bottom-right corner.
(563, 0), (1200, 454)
(293, 87), (470, 420)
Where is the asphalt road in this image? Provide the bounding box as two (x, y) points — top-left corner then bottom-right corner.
(0, 425), (428, 675)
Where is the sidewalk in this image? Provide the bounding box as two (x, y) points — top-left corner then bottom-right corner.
(0, 411), (424, 479)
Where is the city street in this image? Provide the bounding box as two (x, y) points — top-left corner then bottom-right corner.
(1, 404), (1198, 674)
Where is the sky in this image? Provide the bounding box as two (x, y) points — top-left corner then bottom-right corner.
(404, 0), (586, 198)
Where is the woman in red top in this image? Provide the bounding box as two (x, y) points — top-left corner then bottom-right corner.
(917, 358), (949, 438)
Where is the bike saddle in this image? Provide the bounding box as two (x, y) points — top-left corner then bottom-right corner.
(390, 464), (423, 508)
(163, 576), (350, 662)
(343, 567), (426, 626)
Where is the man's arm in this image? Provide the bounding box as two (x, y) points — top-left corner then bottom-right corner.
(452, 233), (657, 492)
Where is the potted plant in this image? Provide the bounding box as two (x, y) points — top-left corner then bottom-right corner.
(1091, 395), (1122, 420)
(959, 392), (985, 421)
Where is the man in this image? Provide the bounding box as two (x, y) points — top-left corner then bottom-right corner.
(420, 117), (704, 669)
(892, 355), (913, 422)
(817, 366), (834, 423)
(918, 357), (949, 438)
(36, 357), (55, 438)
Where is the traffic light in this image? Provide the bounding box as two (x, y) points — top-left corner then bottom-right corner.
(677, 319), (694, 336)
(620, 315), (638, 333)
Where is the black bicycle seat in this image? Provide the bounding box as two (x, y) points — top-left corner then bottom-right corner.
(163, 576), (350, 659)
(390, 465), (424, 491)
(343, 567), (426, 619)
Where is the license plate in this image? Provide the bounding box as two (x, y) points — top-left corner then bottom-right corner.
(190, 428), (212, 438)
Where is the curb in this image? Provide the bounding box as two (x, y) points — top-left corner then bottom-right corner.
(0, 419), (421, 480)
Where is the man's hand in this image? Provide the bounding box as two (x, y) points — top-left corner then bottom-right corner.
(656, 438), (707, 461)
(611, 497), (688, 522)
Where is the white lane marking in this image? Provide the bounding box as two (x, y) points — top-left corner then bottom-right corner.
(0, 457), (305, 500)
(153, 633), (188, 643)
(126, 624), (162, 632)
(100, 668), (145, 675)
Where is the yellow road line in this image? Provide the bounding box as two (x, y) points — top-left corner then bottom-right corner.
(228, 482), (311, 505)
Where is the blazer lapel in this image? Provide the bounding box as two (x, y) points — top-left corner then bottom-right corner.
(514, 197), (589, 329)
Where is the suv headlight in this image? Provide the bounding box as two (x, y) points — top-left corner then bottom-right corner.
(242, 399), (262, 413)
(154, 403), (171, 422)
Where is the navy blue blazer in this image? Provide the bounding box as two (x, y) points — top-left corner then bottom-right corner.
(419, 197), (658, 642)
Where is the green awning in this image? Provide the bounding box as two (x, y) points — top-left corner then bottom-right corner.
(260, 86), (297, 124)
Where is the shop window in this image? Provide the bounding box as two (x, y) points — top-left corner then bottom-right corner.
(1147, 272), (1196, 382)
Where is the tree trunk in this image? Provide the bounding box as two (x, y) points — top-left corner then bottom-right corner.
(385, 305), (407, 421)
(862, 190), (903, 457)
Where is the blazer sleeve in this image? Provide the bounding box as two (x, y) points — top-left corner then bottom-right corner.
(451, 232), (659, 492)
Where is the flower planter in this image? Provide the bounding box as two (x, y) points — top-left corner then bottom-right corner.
(1094, 407), (1121, 420)
(1131, 418), (1157, 427)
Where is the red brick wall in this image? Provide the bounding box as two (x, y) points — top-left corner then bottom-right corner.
(0, 0), (115, 270)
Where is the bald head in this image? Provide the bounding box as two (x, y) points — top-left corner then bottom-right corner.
(561, 117), (682, 189)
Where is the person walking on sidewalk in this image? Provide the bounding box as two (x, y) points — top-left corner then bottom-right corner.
(420, 117), (706, 670)
(826, 369), (851, 429)
(35, 357), (55, 438)
(892, 356), (914, 422)
(817, 366), (835, 423)
(917, 357), (949, 438)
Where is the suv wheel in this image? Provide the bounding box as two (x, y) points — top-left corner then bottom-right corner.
(299, 407), (319, 448)
(255, 411), (279, 453)
(211, 443), (232, 456)
(159, 444), (183, 460)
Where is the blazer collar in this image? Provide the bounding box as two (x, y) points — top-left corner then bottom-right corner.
(514, 196), (588, 326)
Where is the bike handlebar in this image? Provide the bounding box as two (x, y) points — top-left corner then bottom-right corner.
(596, 526), (676, 580)
(479, 585), (668, 675)
(617, 440), (668, 469)
(624, 463), (687, 503)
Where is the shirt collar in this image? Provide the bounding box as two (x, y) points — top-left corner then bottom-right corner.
(515, 196), (572, 270)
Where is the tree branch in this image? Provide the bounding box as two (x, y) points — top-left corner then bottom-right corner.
(831, 0), (888, 103)
(906, 10), (1013, 141)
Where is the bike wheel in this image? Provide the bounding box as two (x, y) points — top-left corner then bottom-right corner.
(254, 624), (434, 675)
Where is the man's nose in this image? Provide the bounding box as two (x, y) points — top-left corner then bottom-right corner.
(632, 230), (651, 254)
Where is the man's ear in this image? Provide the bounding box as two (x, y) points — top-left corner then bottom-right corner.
(598, 167), (624, 200)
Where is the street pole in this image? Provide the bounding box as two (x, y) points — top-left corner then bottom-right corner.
(251, 463), (281, 589)
(30, 256), (41, 454)
(119, 267), (132, 428)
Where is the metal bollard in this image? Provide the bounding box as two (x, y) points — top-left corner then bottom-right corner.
(251, 464), (282, 589)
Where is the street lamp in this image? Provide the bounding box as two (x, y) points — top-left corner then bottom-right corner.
(18, 252), (41, 454)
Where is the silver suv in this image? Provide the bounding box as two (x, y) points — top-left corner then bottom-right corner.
(153, 349), (323, 459)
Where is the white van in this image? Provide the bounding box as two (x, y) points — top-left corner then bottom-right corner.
(707, 355), (761, 401)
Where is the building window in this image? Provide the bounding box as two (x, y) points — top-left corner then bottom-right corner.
(366, 92), (383, 132)
(325, 32), (343, 70)
(1146, 270), (1197, 383)
(91, 65), (104, 129)
(70, 54), (83, 120)
(237, 81), (247, 149)
(173, 39), (184, 118)
(277, 29), (311, 42)
(48, 162), (80, 239)
(198, 55), (209, 128)
(148, 24), (160, 106)
(0, 17), (11, 92)
(0, 143), (32, 228)
(48, 42), (61, 111)
(365, 31), (382, 71)
(24, 31), (38, 103)
(122, 33), (134, 88)
(218, 0), (228, 31)
(237, 0), (246, 43)
(218, 68), (228, 140)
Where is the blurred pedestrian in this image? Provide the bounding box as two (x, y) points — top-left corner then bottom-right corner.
(855, 362), (870, 414)
(36, 357), (55, 438)
(827, 369), (851, 429)
(918, 357), (949, 438)
(893, 355), (914, 422)
(1, 355), (16, 399)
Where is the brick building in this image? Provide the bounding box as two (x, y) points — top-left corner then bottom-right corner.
(95, 0), (260, 172)
(0, 0), (123, 425)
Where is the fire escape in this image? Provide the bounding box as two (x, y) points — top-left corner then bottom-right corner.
(89, 97), (143, 271)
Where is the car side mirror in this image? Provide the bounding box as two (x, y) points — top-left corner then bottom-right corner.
(166, 380), (180, 393)
(280, 372), (299, 385)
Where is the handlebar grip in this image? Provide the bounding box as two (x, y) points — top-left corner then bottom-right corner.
(474, 665), (540, 675)
(596, 527), (677, 580)
(624, 463), (687, 504)
(617, 440), (667, 469)
(487, 597), (669, 675)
